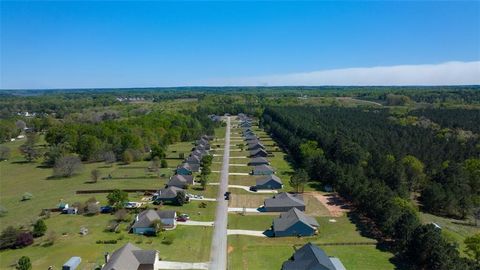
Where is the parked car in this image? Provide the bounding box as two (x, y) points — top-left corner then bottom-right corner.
(100, 206), (113, 213)
(179, 213), (190, 220)
(176, 216), (188, 222)
(224, 192), (231, 200)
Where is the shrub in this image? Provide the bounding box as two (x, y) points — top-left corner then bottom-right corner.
(161, 234), (175, 245)
(0, 205), (7, 217)
(21, 192), (33, 201)
(0, 226), (19, 249)
(32, 219), (47, 237)
(160, 159), (168, 168)
(16, 256), (32, 270)
(199, 202), (207, 208)
(15, 232), (33, 248)
(114, 209), (130, 222)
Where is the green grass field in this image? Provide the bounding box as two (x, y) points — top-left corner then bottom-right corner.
(227, 214), (395, 270)
(0, 127), (225, 268)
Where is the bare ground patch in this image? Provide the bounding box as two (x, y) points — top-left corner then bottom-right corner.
(307, 192), (350, 217)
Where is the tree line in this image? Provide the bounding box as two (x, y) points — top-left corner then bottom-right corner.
(261, 105), (480, 269)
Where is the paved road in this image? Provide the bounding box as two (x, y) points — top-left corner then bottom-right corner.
(209, 116), (230, 270)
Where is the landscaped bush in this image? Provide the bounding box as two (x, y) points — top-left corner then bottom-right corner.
(161, 234), (175, 245)
(96, 239), (117, 244)
(21, 192), (33, 201)
(0, 205), (7, 217)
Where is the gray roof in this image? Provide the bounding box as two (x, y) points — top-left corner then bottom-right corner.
(248, 157), (269, 165)
(192, 149), (208, 157)
(167, 175), (194, 187)
(178, 162), (199, 172)
(250, 148), (268, 156)
(256, 175), (283, 186)
(252, 165), (275, 173)
(248, 141), (265, 149)
(132, 210), (177, 229)
(264, 192), (305, 208)
(132, 210), (160, 228)
(157, 186), (184, 199)
(273, 208), (318, 232)
(102, 243), (157, 270)
(282, 243), (337, 270)
(158, 210), (176, 219)
(186, 155), (201, 164)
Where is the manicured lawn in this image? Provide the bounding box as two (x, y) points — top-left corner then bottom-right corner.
(227, 215), (395, 270)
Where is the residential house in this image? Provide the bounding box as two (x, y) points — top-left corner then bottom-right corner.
(248, 157), (270, 166)
(176, 162), (199, 174)
(131, 210), (177, 235)
(248, 141), (265, 151)
(264, 192), (306, 212)
(102, 243), (160, 270)
(245, 134), (258, 141)
(195, 143), (211, 151)
(250, 148), (268, 158)
(153, 186), (186, 205)
(255, 175), (283, 190)
(251, 164), (275, 175)
(281, 242), (346, 270)
(273, 208), (319, 237)
(185, 154), (201, 164)
(166, 174), (194, 189)
(192, 149), (208, 158)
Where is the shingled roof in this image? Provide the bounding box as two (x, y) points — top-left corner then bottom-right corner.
(256, 174), (283, 186)
(167, 175), (194, 187)
(273, 208), (319, 232)
(156, 186), (184, 199)
(102, 243), (158, 270)
(264, 192), (305, 208)
(282, 242), (340, 270)
(132, 210), (176, 229)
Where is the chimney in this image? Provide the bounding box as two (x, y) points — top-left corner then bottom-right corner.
(104, 252), (110, 264)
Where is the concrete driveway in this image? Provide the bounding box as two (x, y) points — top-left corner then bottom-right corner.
(157, 261), (210, 270)
(177, 220), (214, 226)
(227, 229), (270, 237)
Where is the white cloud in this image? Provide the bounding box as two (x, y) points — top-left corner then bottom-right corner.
(198, 61), (480, 86)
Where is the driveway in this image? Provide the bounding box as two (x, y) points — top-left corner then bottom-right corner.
(177, 220), (214, 226)
(209, 116), (230, 270)
(228, 207), (264, 213)
(157, 261), (210, 270)
(227, 229), (269, 237)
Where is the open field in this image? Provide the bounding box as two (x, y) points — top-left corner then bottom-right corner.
(0, 213), (213, 269)
(0, 126), (225, 268)
(420, 212), (479, 256)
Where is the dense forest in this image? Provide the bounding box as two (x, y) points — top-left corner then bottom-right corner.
(410, 108), (480, 133)
(262, 105), (480, 269)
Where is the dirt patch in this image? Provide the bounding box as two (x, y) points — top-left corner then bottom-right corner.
(308, 192), (350, 217)
(227, 245), (234, 254)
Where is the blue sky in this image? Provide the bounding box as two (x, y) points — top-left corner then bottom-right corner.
(1, 1), (479, 88)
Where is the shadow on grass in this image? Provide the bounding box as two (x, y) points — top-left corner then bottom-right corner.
(347, 210), (410, 270)
(11, 160), (31, 164)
